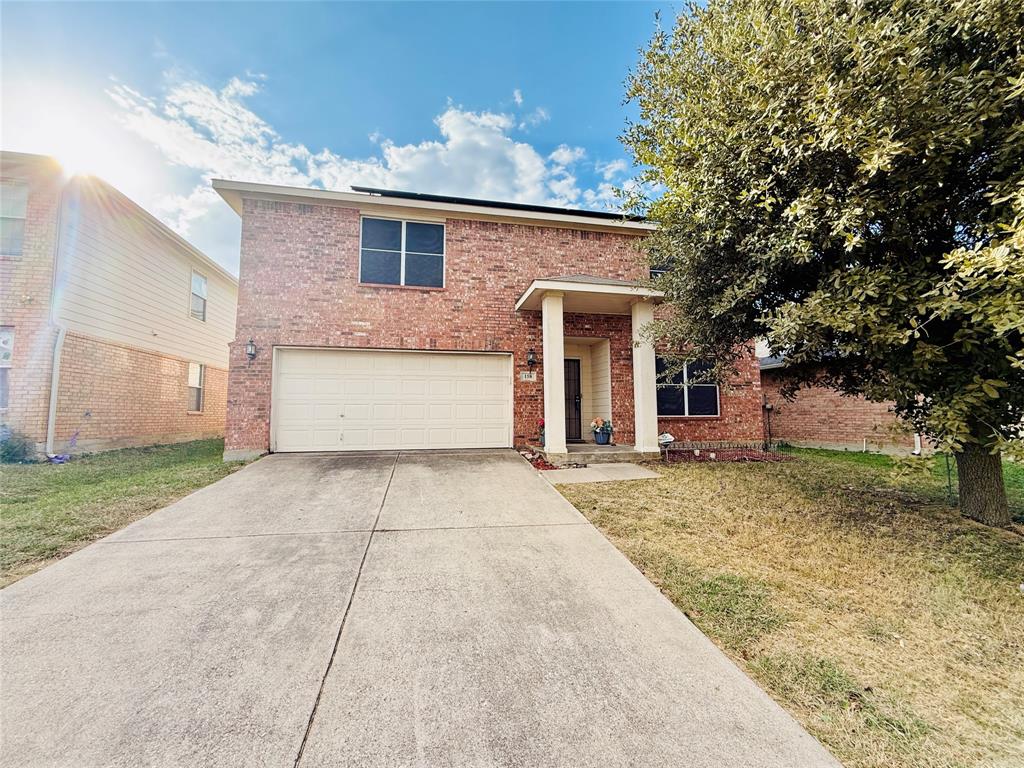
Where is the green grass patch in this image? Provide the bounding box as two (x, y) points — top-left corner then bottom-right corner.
(786, 447), (1024, 514)
(656, 557), (784, 656)
(0, 439), (244, 586)
(750, 653), (932, 754)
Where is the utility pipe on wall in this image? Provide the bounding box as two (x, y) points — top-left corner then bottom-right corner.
(44, 326), (67, 456)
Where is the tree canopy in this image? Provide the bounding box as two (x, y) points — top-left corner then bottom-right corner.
(624, 0), (1024, 523)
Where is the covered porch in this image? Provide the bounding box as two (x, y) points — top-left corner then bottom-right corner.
(515, 275), (664, 464)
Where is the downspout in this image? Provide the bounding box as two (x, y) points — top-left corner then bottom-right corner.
(44, 181), (69, 456)
(44, 327), (67, 455)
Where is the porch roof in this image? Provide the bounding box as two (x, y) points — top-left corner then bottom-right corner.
(514, 275), (664, 315)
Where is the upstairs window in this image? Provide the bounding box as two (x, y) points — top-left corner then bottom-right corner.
(360, 217), (444, 288)
(190, 271), (208, 321)
(187, 362), (204, 412)
(656, 357), (720, 417)
(1, 182), (28, 257)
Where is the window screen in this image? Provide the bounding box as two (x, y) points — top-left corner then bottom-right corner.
(656, 357), (720, 417)
(187, 362), (204, 412)
(190, 271), (208, 321)
(360, 217), (444, 287)
(1, 183), (28, 257)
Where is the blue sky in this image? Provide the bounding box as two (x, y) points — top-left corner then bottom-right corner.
(3, 2), (671, 272)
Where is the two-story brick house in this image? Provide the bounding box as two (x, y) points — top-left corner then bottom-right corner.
(213, 180), (764, 462)
(0, 152), (237, 455)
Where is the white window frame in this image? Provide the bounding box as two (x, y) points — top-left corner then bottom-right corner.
(656, 359), (721, 418)
(187, 362), (204, 413)
(189, 270), (208, 322)
(358, 216), (446, 288)
(1, 181), (29, 258)
(0, 326), (12, 410)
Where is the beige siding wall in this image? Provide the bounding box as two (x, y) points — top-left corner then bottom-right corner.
(54, 179), (237, 369)
(590, 339), (612, 429)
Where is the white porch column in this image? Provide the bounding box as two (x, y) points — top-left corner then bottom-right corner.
(631, 299), (660, 453)
(541, 291), (567, 455)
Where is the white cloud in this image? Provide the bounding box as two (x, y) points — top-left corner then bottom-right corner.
(549, 144), (586, 167)
(519, 106), (550, 130)
(596, 158), (628, 181)
(106, 73), (625, 265)
(513, 88), (523, 106)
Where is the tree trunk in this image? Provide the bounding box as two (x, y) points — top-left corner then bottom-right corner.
(954, 444), (1010, 527)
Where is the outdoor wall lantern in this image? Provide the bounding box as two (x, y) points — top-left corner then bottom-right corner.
(245, 338), (258, 360)
(526, 348), (537, 367)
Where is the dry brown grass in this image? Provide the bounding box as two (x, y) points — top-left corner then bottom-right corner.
(559, 450), (1024, 768)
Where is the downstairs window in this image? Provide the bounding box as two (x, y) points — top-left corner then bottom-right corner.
(656, 358), (720, 417)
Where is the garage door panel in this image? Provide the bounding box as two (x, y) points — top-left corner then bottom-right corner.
(401, 403), (426, 420)
(401, 379), (426, 396)
(340, 429), (371, 448)
(368, 403), (395, 420)
(313, 403), (342, 421)
(279, 376), (315, 396)
(481, 381), (507, 397)
(400, 428), (427, 446)
(428, 403), (453, 420)
(402, 355), (431, 373)
(455, 403), (480, 420)
(373, 379), (400, 396)
(274, 349), (511, 452)
(481, 427), (508, 443)
(428, 379), (452, 396)
(278, 402), (312, 421)
(370, 429), (398, 446)
(427, 428), (455, 444)
(480, 403), (507, 420)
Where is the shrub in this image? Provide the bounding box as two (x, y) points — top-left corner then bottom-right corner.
(0, 426), (36, 464)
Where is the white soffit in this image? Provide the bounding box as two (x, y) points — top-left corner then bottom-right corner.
(514, 279), (664, 315)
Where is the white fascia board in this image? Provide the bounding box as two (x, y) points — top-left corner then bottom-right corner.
(211, 179), (656, 233)
(514, 279), (664, 312)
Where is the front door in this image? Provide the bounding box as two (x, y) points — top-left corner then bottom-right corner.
(564, 359), (582, 442)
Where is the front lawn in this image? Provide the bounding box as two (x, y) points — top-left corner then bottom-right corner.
(559, 449), (1024, 768)
(0, 439), (245, 587)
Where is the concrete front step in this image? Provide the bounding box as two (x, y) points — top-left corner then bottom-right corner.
(533, 444), (661, 466)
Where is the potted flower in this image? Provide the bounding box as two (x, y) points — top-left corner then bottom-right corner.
(538, 417), (545, 446)
(590, 417), (613, 445)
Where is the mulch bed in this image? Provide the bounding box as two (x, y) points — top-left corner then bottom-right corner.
(528, 455), (560, 470)
(663, 448), (795, 463)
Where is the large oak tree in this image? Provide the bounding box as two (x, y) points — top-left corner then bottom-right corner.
(624, 0), (1024, 526)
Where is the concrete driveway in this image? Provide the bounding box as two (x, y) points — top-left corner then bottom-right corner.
(1, 451), (838, 767)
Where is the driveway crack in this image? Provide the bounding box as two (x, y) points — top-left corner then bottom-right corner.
(292, 451), (400, 767)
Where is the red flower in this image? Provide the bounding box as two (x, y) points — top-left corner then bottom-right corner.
(538, 417), (545, 427)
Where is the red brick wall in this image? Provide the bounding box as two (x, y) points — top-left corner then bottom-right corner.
(761, 369), (915, 451)
(0, 157), (63, 447)
(505, 312), (638, 446)
(51, 332), (227, 453)
(228, 198), (762, 454)
(657, 351), (764, 443)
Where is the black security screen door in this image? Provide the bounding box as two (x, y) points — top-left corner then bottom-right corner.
(564, 359), (582, 442)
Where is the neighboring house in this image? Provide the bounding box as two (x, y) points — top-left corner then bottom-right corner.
(759, 355), (917, 453)
(0, 152), (238, 454)
(213, 180), (764, 462)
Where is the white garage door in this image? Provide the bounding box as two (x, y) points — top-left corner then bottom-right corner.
(272, 348), (512, 452)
